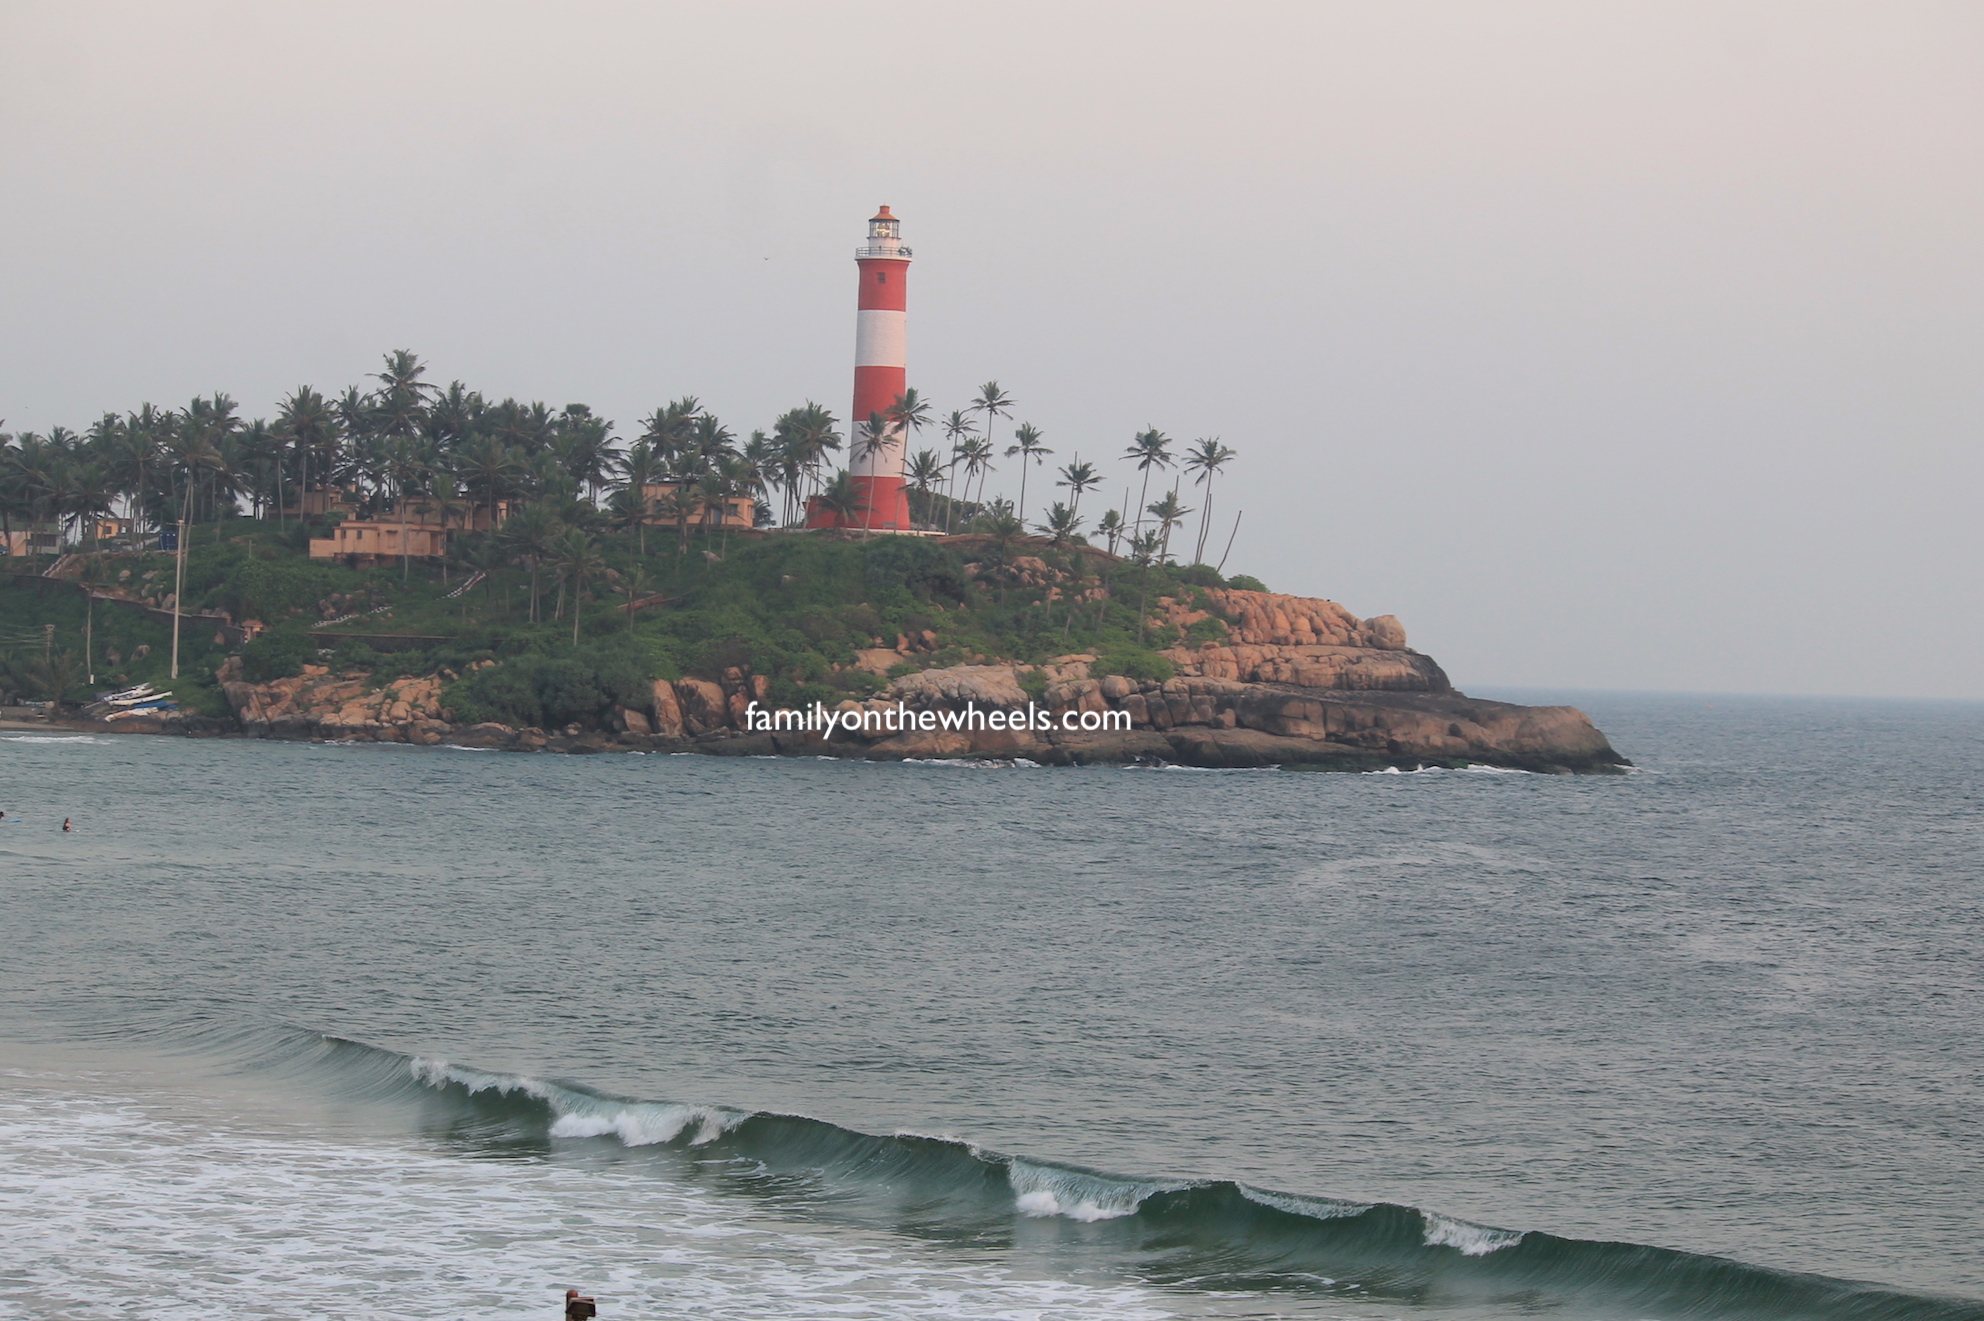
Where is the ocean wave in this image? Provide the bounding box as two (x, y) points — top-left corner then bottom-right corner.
(187, 1026), (1984, 1321)
(0, 734), (114, 744)
(1366, 763), (1534, 776)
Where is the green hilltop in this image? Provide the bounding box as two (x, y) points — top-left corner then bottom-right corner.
(1, 352), (1256, 726)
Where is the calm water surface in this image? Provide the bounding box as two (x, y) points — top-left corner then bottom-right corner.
(1, 691), (1979, 1321)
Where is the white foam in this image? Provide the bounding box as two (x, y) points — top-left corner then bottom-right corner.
(1236, 1183), (1372, 1221)
(0, 1081), (1174, 1321)
(1422, 1211), (1525, 1255)
(0, 735), (112, 744)
(409, 1057), (741, 1148)
(1007, 1157), (1183, 1222)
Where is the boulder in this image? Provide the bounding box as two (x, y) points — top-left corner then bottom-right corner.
(675, 679), (729, 736)
(650, 680), (685, 739)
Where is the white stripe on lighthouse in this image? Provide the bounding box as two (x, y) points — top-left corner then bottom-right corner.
(854, 310), (907, 368)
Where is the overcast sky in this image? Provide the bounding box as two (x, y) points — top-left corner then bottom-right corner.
(3, 1), (1979, 698)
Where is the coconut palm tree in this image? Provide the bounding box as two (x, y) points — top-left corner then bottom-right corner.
(1055, 458), (1100, 521)
(1095, 508), (1125, 557)
(812, 471), (862, 527)
(970, 381), (1014, 468)
(906, 448), (944, 525)
(649, 484), (696, 559)
(852, 412), (893, 531)
(451, 434), (522, 534)
(940, 409), (976, 530)
(1004, 422), (1052, 526)
(501, 504), (564, 624)
(957, 435), (995, 514)
(1182, 437), (1238, 565)
(1129, 529), (1164, 640)
(1145, 491), (1191, 564)
(886, 387), (932, 442)
(1123, 427), (1173, 540)
(1035, 501), (1084, 547)
(114, 404), (168, 529)
(379, 435), (428, 581)
(551, 527), (606, 644)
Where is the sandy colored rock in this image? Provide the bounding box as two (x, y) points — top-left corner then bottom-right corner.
(649, 680), (685, 739)
(674, 679), (728, 736)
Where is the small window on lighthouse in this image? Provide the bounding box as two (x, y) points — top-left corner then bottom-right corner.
(876, 272), (887, 284)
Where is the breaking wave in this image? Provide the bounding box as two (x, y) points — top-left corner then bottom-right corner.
(197, 1026), (1984, 1321)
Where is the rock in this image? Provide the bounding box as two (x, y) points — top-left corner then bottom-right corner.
(1362, 614), (1408, 650)
(848, 648), (902, 676)
(675, 679), (729, 735)
(888, 664), (1030, 708)
(649, 680), (685, 738)
(615, 705), (651, 735)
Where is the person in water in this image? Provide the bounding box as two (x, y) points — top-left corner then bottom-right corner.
(62, 818), (73, 832)
(563, 1288), (597, 1320)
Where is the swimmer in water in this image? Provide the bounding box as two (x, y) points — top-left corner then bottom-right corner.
(61, 818), (72, 832)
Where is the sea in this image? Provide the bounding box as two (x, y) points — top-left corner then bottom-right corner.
(1, 690), (1980, 1321)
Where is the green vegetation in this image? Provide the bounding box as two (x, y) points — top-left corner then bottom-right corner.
(0, 350), (1263, 727)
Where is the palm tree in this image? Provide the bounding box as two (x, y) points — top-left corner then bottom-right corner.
(853, 411), (893, 530)
(1123, 427), (1173, 540)
(813, 471), (862, 527)
(619, 562), (653, 635)
(940, 409), (976, 530)
(957, 435), (995, 513)
(1004, 422), (1052, 525)
(970, 381), (1015, 472)
(379, 435), (428, 581)
(553, 404), (620, 501)
(452, 434), (522, 534)
(612, 439), (662, 555)
(886, 387), (932, 441)
(1145, 491), (1191, 564)
(1182, 437), (1238, 565)
(63, 464), (115, 553)
(1035, 501), (1084, 547)
(114, 404), (167, 529)
(501, 504), (564, 624)
(906, 448), (944, 525)
(1129, 529), (1163, 641)
(649, 484), (696, 558)
(454, 535), (510, 619)
(273, 388), (337, 520)
(372, 349), (435, 440)
(1095, 509), (1125, 557)
(77, 554), (112, 685)
(1055, 458), (1101, 520)
(551, 527), (606, 644)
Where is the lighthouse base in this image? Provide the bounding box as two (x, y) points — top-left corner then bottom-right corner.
(805, 475), (914, 532)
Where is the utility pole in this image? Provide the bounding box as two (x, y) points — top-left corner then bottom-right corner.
(170, 517), (186, 679)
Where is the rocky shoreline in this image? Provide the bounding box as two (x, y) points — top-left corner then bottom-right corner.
(66, 588), (1629, 774)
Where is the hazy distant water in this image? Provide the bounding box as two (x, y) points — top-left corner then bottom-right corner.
(2, 692), (1980, 1321)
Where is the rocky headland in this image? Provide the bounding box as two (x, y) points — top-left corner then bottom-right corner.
(159, 586), (1624, 773)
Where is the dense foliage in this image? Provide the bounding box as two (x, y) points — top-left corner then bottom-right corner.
(2, 350), (1261, 723)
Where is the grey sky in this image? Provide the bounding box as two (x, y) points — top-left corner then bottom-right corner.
(4, 1), (1979, 697)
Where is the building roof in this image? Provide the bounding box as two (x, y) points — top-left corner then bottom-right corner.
(870, 205), (896, 221)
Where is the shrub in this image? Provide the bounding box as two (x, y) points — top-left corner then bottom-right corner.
(442, 642), (653, 730)
(240, 628), (315, 682)
(1183, 616), (1229, 646)
(1092, 647), (1175, 682)
(1225, 574), (1268, 593)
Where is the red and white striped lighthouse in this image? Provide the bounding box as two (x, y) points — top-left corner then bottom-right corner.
(812, 206), (913, 530)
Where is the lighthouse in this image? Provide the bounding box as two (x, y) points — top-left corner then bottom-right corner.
(813, 206), (914, 530)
